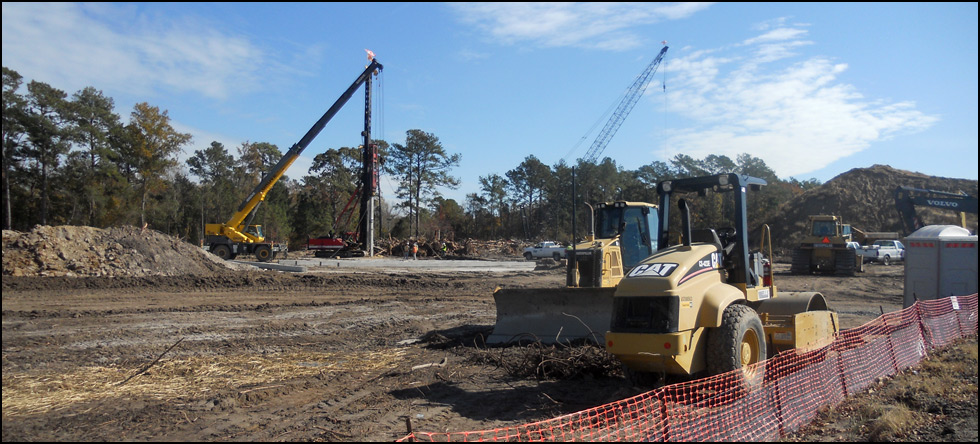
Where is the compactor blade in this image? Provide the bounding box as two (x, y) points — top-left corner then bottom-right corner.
(487, 287), (616, 345)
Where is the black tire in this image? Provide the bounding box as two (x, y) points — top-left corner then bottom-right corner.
(211, 244), (232, 260)
(707, 304), (766, 389)
(622, 364), (660, 388)
(790, 248), (810, 275)
(553, 252), (562, 261)
(882, 255), (890, 266)
(524, 252), (533, 260)
(254, 245), (273, 262)
(833, 249), (856, 276)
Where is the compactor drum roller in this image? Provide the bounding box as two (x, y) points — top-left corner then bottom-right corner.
(605, 174), (839, 386)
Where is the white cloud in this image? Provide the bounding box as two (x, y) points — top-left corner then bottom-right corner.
(1, 3), (265, 101)
(742, 27), (808, 45)
(450, 2), (714, 50)
(659, 28), (939, 177)
(2, 2), (307, 183)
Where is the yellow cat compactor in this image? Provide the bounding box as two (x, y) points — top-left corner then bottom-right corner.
(605, 174), (839, 385)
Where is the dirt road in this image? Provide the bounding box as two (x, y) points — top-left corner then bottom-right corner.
(0, 258), (965, 441)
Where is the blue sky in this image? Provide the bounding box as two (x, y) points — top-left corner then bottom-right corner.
(3, 2), (977, 205)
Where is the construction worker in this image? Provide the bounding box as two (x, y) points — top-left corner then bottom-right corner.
(411, 242), (418, 260)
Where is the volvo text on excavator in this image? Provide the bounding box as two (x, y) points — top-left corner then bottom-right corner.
(894, 186), (978, 235)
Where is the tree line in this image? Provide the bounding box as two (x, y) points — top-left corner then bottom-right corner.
(3, 66), (821, 251)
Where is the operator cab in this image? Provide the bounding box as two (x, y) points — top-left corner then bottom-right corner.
(596, 202), (659, 268)
(657, 174), (768, 289)
(245, 225), (264, 239)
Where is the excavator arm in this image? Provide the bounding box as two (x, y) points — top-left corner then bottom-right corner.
(208, 58), (383, 243)
(894, 186), (978, 234)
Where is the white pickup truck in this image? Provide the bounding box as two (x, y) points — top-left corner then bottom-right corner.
(522, 241), (566, 261)
(857, 240), (906, 265)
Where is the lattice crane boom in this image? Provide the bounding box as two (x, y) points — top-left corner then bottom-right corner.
(582, 45), (668, 163)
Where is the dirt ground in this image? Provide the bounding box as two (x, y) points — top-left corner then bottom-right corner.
(3, 249), (976, 442)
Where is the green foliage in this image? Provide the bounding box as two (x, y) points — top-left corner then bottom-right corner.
(23, 80), (73, 224)
(68, 86), (122, 226)
(385, 129), (461, 239)
(118, 102), (192, 227)
(1, 65), (831, 248)
(430, 197), (468, 240)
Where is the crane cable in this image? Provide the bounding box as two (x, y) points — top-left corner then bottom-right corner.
(660, 50), (669, 163)
(561, 87), (622, 164)
(561, 45), (668, 165)
(372, 69), (387, 233)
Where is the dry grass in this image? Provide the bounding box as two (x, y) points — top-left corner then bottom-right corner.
(866, 404), (924, 441)
(2, 348), (407, 417)
(782, 336), (978, 442)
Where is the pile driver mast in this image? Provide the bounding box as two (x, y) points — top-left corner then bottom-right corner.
(205, 56), (383, 261)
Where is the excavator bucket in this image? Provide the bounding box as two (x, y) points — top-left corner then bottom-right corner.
(486, 287), (616, 345)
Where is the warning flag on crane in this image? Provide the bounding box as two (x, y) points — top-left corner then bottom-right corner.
(365, 49), (376, 61)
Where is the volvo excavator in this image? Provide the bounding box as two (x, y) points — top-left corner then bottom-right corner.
(894, 186), (978, 235)
(205, 57), (382, 261)
(487, 201), (659, 345)
(605, 174), (839, 386)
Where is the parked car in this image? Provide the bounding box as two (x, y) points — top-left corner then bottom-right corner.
(857, 240), (906, 265)
(522, 241), (566, 261)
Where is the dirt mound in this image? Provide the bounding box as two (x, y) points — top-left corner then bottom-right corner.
(765, 164), (978, 253)
(2, 225), (243, 277)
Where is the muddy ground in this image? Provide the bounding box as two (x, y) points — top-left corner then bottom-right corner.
(2, 257), (976, 442)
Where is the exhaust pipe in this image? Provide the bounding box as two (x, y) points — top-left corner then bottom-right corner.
(679, 198), (692, 246)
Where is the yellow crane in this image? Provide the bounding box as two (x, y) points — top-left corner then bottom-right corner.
(205, 57), (383, 261)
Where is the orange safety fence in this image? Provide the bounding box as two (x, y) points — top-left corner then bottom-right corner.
(399, 294), (978, 442)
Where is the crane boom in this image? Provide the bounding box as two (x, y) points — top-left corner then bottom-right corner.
(582, 45), (667, 163)
(205, 58), (383, 261)
(227, 58), (383, 231)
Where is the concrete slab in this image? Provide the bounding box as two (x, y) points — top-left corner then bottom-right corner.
(231, 260), (307, 272)
(277, 257), (536, 273)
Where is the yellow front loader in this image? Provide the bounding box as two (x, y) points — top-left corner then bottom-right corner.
(487, 201), (658, 345)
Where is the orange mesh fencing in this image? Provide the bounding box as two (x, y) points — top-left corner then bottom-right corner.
(399, 294), (978, 442)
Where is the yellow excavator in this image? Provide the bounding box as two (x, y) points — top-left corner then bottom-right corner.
(605, 174), (839, 386)
(205, 57), (382, 262)
(487, 201), (659, 345)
